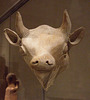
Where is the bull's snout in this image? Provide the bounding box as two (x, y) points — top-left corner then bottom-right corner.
(31, 60), (53, 66)
(30, 54), (55, 71)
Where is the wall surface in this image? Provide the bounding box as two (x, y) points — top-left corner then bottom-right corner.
(0, 0), (90, 100)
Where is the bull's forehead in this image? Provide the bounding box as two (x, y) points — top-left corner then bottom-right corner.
(29, 25), (63, 36)
(22, 25), (65, 56)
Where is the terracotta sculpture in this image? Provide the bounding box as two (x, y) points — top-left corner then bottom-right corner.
(4, 73), (19, 100)
(4, 10), (84, 90)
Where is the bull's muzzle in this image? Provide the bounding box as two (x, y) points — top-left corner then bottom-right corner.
(30, 54), (55, 72)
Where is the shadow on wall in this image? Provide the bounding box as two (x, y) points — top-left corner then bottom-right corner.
(0, 56), (8, 100)
(48, 97), (82, 100)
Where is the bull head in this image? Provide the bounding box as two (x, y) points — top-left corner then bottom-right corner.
(4, 10), (84, 90)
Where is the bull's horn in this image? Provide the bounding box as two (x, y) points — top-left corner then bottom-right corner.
(15, 11), (29, 38)
(60, 10), (71, 35)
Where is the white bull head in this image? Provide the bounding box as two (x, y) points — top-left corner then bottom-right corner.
(4, 10), (84, 90)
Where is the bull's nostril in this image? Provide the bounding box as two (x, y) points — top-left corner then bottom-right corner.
(36, 61), (38, 63)
(46, 61), (49, 64)
(46, 61), (53, 65)
(32, 61), (38, 64)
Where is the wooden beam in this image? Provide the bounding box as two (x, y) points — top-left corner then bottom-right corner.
(0, 0), (29, 24)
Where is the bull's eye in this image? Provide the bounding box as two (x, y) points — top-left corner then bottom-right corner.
(63, 44), (68, 54)
(19, 40), (22, 46)
(64, 54), (66, 58)
(19, 46), (26, 56)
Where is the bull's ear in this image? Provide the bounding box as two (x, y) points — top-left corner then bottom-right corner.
(4, 28), (21, 46)
(69, 27), (85, 46)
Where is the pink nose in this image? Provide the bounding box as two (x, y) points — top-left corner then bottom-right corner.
(30, 54), (55, 71)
